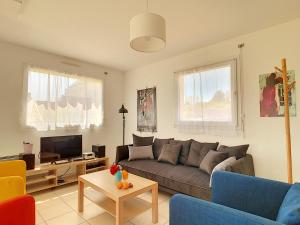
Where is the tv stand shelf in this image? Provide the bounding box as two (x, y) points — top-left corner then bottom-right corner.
(26, 157), (109, 193)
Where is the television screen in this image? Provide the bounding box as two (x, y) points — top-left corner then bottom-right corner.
(40, 135), (82, 163)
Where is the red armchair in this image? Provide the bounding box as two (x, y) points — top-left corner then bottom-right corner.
(0, 195), (35, 225)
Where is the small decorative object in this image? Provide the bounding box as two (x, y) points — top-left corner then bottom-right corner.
(259, 70), (296, 117)
(23, 142), (33, 154)
(137, 87), (157, 132)
(115, 170), (122, 184)
(118, 104), (128, 146)
(109, 164), (133, 190)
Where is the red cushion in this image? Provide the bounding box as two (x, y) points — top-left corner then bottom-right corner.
(0, 195), (35, 225)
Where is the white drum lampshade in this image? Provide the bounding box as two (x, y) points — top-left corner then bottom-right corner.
(130, 13), (166, 52)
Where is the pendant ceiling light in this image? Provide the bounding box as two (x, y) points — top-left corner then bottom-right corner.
(130, 0), (166, 52)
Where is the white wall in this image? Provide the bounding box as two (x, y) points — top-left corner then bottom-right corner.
(124, 18), (300, 182)
(0, 41), (124, 164)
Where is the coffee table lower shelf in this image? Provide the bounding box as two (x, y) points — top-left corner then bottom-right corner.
(85, 188), (151, 221)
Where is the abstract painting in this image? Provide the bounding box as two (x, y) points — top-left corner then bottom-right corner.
(259, 70), (296, 117)
(137, 87), (157, 132)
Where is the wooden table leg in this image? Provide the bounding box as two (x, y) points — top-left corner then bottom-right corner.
(116, 199), (123, 225)
(78, 180), (84, 212)
(152, 183), (158, 224)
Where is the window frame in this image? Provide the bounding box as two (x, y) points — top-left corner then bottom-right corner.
(22, 65), (104, 131)
(175, 59), (238, 129)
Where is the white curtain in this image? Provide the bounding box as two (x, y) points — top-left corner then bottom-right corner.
(23, 67), (103, 131)
(174, 60), (240, 136)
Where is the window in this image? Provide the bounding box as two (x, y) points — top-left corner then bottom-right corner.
(24, 67), (103, 131)
(176, 60), (238, 133)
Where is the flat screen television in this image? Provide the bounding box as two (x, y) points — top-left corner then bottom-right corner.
(40, 135), (82, 163)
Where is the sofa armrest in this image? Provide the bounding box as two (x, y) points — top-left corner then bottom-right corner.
(170, 194), (284, 225)
(211, 171), (291, 220)
(0, 195), (35, 225)
(0, 160), (26, 182)
(226, 154), (255, 176)
(0, 176), (26, 202)
(115, 145), (130, 163)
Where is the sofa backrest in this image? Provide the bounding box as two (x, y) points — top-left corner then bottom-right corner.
(212, 171), (291, 220)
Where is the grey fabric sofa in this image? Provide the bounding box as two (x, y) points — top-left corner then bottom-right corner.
(116, 145), (255, 200)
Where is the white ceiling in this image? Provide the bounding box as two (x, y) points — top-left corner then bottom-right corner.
(0, 0), (300, 71)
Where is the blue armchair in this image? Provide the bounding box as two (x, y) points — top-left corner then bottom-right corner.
(170, 171), (298, 225)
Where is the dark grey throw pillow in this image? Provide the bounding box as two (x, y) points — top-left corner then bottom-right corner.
(133, 134), (154, 147)
(158, 143), (182, 165)
(199, 150), (228, 175)
(218, 144), (249, 159)
(185, 140), (219, 167)
(170, 139), (192, 164)
(153, 138), (174, 159)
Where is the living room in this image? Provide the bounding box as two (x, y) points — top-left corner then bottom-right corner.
(0, 0), (300, 225)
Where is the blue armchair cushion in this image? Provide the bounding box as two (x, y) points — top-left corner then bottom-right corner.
(170, 194), (284, 225)
(212, 171), (291, 220)
(277, 183), (300, 225)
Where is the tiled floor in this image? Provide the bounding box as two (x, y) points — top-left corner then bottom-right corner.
(33, 183), (171, 225)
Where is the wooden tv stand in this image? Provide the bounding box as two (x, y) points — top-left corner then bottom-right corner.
(26, 157), (109, 193)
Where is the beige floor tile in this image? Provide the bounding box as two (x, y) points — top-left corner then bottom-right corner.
(32, 190), (57, 202)
(63, 195), (92, 210)
(159, 201), (170, 220)
(158, 192), (172, 203)
(53, 183), (79, 196)
(130, 208), (168, 225)
(36, 211), (45, 225)
(138, 191), (172, 204)
(38, 200), (73, 220)
(46, 211), (85, 225)
(78, 202), (106, 220)
(87, 212), (133, 225)
(36, 197), (66, 210)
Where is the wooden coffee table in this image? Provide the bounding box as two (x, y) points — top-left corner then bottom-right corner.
(78, 169), (158, 225)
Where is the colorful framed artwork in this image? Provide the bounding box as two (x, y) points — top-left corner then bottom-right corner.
(137, 87), (157, 132)
(259, 70), (296, 117)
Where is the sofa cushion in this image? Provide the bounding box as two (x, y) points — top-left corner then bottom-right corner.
(199, 150), (228, 175)
(277, 183), (300, 225)
(169, 139), (192, 164)
(119, 159), (180, 187)
(119, 159), (210, 199)
(153, 138), (174, 159)
(133, 134), (154, 147)
(209, 157), (236, 187)
(186, 140), (219, 167)
(128, 145), (154, 161)
(218, 144), (249, 159)
(158, 143), (182, 165)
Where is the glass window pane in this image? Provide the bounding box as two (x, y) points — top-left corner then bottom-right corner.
(201, 66), (232, 122)
(25, 68), (103, 131)
(179, 64), (233, 123)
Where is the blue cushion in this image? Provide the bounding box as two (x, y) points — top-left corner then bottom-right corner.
(212, 171), (291, 220)
(277, 183), (300, 225)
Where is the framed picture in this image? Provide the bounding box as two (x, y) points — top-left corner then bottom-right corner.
(259, 70), (296, 117)
(137, 87), (157, 132)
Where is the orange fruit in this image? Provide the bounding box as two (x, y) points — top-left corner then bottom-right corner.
(116, 181), (123, 189)
(122, 170), (128, 180)
(123, 181), (129, 189)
